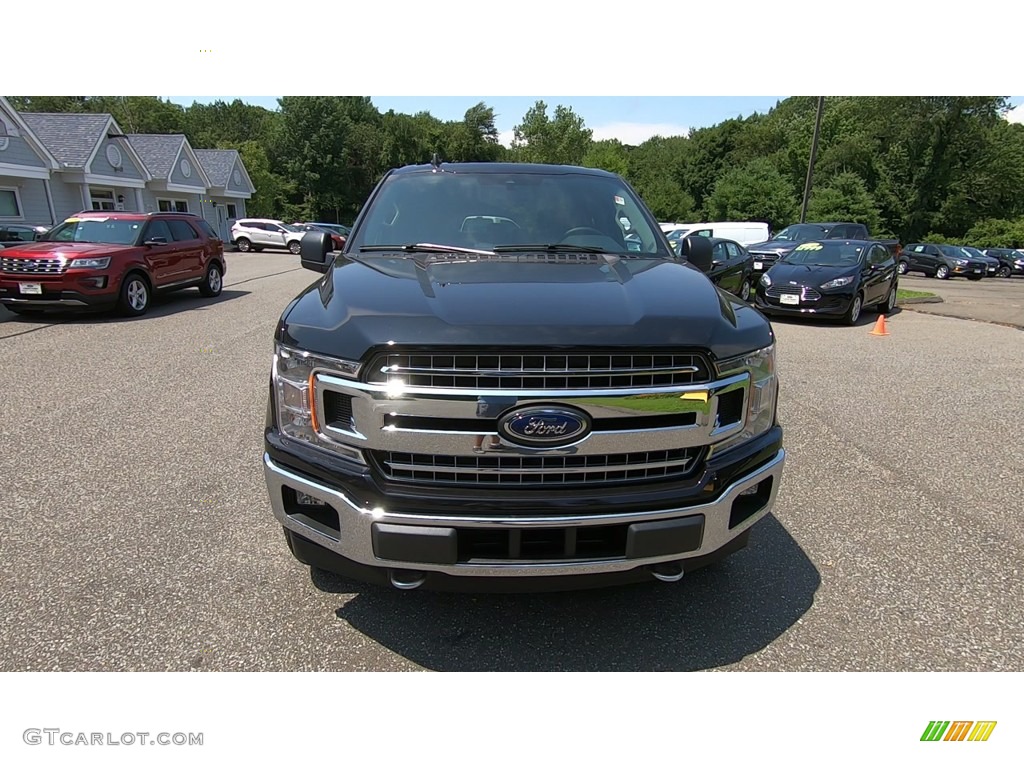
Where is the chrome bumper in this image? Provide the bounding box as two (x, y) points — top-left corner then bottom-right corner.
(264, 448), (786, 578)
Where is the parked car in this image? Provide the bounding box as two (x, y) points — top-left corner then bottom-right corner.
(898, 243), (987, 280)
(230, 218), (305, 254)
(753, 239), (898, 325)
(674, 236), (755, 301)
(666, 221), (770, 247)
(293, 222), (348, 251)
(0, 211), (225, 317)
(748, 222), (900, 272)
(0, 224), (51, 249)
(267, 160), (786, 591)
(959, 246), (999, 277)
(981, 248), (1024, 278)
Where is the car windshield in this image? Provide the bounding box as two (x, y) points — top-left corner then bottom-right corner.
(318, 224), (349, 236)
(666, 229), (691, 241)
(346, 169), (670, 257)
(42, 217), (142, 245)
(938, 245), (965, 258)
(780, 241), (863, 266)
(960, 247), (985, 258)
(280, 223), (301, 233)
(773, 224), (830, 242)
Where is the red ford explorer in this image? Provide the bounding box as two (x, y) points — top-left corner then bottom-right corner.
(0, 211), (226, 317)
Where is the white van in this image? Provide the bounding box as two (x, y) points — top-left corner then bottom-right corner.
(665, 221), (770, 246)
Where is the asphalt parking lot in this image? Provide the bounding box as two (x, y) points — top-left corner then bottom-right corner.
(899, 272), (1024, 328)
(1, 253), (1022, 672)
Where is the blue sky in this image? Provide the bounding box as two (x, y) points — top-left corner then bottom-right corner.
(165, 95), (1024, 147)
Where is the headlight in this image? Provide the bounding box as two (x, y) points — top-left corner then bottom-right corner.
(711, 344), (778, 455)
(820, 275), (854, 289)
(272, 343), (365, 463)
(759, 272), (772, 287)
(953, 259), (967, 266)
(68, 257), (111, 269)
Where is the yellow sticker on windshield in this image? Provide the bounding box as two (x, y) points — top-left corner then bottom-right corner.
(794, 242), (824, 251)
(65, 218), (81, 223)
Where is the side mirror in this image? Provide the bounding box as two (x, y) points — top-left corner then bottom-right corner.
(144, 236), (168, 246)
(680, 235), (714, 274)
(300, 231), (333, 273)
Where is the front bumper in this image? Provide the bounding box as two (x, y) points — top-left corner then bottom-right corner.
(264, 446), (786, 580)
(754, 289), (853, 317)
(0, 274), (118, 309)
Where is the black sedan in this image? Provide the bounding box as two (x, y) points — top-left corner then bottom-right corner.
(673, 236), (755, 301)
(753, 240), (898, 325)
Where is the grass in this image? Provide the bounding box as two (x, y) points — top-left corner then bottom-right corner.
(897, 288), (937, 300)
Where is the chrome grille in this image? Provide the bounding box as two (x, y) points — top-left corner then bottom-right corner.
(765, 286), (821, 301)
(371, 447), (701, 487)
(365, 350), (713, 389)
(0, 256), (67, 275)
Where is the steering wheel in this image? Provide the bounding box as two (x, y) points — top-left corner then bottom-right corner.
(560, 227), (606, 240)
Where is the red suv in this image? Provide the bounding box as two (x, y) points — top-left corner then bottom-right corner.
(0, 211), (225, 317)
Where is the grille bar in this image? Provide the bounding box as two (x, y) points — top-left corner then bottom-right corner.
(367, 351), (713, 389)
(765, 286), (821, 301)
(372, 447), (700, 487)
(0, 257), (68, 275)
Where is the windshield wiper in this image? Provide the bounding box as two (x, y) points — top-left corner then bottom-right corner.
(358, 243), (496, 256)
(493, 243), (610, 254)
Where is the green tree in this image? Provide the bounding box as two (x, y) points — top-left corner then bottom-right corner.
(511, 100), (593, 165)
(582, 139), (629, 176)
(805, 172), (881, 232)
(705, 158), (798, 230)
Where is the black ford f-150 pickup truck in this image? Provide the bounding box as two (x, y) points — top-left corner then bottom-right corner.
(263, 161), (786, 591)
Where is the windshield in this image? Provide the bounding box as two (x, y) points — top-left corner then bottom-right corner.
(280, 223), (301, 233)
(780, 241), (864, 266)
(43, 217), (142, 245)
(666, 228), (692, 241)
(346, 169), (670, 257)
(960, 247), (985, 258)
(318, 224), (349, 236)
(938, 245), (965, 258)
(773, 224), (830, 242)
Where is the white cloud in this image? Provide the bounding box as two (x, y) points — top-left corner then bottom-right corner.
(498, 129), (516, 147)
(591, 122), (691, 145)
(1006, 103), (1024, 124)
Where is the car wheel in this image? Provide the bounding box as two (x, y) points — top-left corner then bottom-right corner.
(897, 261), (908, 275)
(881, 283), (897, 313)
(843, 293), (863, 326)
(117, 272), (151, 317)
(199, 262), (223, 297)
(235, 237), (251, 253)
(739, 280), (752, 302)
(288, 240), (302, 255)
(935, 265), (949, 279)
(997, 265), (1011, 278)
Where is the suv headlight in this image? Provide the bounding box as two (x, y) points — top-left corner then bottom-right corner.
(953, 259), (968, 266)
(820, 275), (854, 289)
(759, 272), (772, 287)
(711, 344), (778, 456)
(272, 343), (365, 463)
(68, 256), (111, 269)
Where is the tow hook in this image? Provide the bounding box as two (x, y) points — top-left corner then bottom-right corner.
(388, 569), (427, 590)
(649, 561), (685, 583)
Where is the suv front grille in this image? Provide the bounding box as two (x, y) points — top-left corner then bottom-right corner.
(371, 447), (701, 487)
(365, 350), (713, 389)
(0, 256), (67, 275)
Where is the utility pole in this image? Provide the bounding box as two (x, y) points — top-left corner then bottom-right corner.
(800, 96), (825, 223)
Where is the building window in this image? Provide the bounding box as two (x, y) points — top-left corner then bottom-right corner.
(0, 120), (9, 152)
(90, 188), (117, 211)
(0, 187), (24, 219)
(158, 199), (189, 213)
(226, 203), (237, 219)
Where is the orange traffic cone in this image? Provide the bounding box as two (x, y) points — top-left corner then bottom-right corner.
(870, 314), (889, 336)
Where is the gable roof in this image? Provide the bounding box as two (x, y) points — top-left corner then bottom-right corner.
(195, 149), (255, 193)
(0, 97), (61, 170)
(128, 134), (212, 188)
(20, 112), (114, 168)
(19, 112), (151, 180)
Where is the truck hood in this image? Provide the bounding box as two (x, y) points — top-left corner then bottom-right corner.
(278, 254), (775, 361)
(747, 240), (799, 254)
(1, 242), (138, 258)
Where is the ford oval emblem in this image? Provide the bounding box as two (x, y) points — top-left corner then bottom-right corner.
(498, 406), (591, 448)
